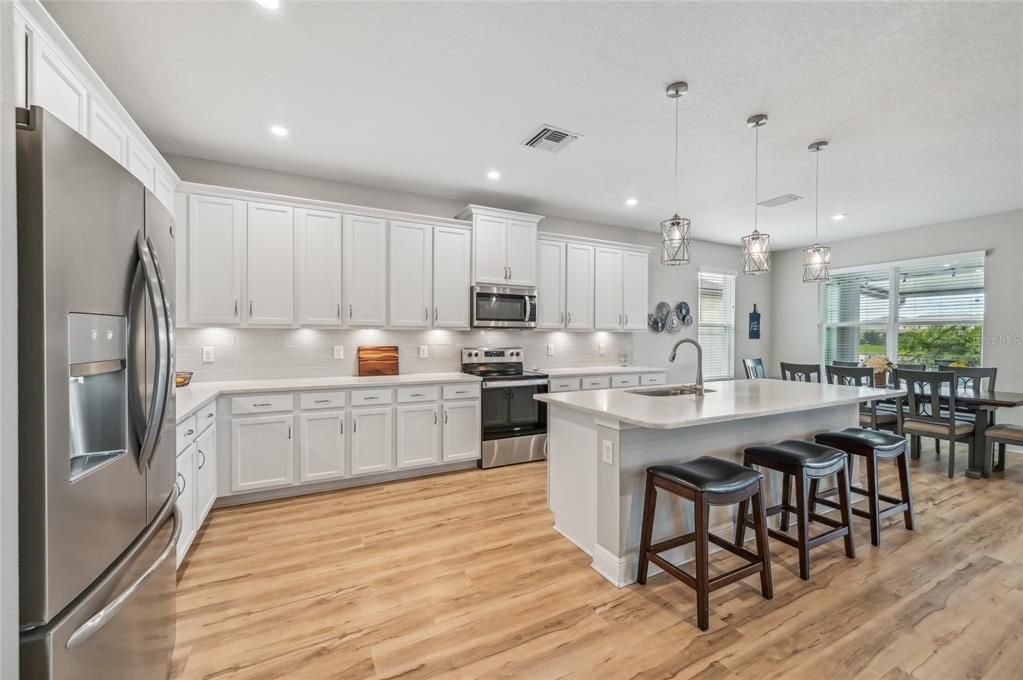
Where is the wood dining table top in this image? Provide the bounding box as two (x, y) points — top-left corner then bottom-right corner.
(885, 383), (1023, 409)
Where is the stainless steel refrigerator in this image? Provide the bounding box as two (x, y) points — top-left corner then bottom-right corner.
(17, 106), (179, 680)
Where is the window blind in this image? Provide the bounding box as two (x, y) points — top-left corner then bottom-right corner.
(698, 271), (736, 380)
(896, 255), (984, 324)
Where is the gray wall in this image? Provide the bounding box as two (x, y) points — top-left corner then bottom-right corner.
(770, 209), (1023, 423)
(167, 154), (773, 382)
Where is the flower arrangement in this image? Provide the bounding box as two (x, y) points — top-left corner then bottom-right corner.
(864, 355), (896, 386)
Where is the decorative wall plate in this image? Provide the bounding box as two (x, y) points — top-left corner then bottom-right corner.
(675, 301), (690, 318)
(648, 313), (665, 332)
(655, 301), (672, 321)
(665, 311), (682, 334)
(681, 313), (694, 327)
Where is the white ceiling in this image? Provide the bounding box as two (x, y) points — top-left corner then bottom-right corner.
(45, 1), (1023, 248)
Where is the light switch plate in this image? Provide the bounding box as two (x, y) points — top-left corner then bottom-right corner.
(598, 343), (605, 356)
(601, 440), (614, 465)
(547, 343), (555, 356)
(419, 345), (428, 358)
(333, 345), (344, 360)
(201, 346), (215, 363)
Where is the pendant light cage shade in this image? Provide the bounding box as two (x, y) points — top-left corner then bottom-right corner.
(660, 214), (691, 265)
(802, 242), (831, 282)
(741, 229), (771, 274)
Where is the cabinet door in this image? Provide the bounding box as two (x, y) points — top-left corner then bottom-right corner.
(594, 248), (624, 330)
(505, 219), (537, 286)
(87, 99), (128, 164)
(443, 401), (481, 462)
(473, 215), (507, 284)
(195, 424), (218, 522)
(389, 221), (432, 328)
(536, 240), (565, 328)
(296, 209), (343, 326)
(564, 243), (594, 330)
(432, 227), (471, 328)
(33, 38), (87, 133)
(231, 415), (295, 492)
(188, 195), (244, 325)
(300, 410), (346, 482)
(175, 445), (196, 568)
(396, 404), (440, 469)
(351, 407), (393, 475)
(246, 202), (295, 326)
(343, 215), (387, 326)
(622, 251), (649, 331)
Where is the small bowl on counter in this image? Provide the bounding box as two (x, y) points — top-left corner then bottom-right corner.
(175, 371), (193, 388)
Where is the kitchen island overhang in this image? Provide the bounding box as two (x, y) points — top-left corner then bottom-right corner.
(535, 379), (904, 587)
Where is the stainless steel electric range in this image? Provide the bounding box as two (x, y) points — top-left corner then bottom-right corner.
(461, 347), (548, 468)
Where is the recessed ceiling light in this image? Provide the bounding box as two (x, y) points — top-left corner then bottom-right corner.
(255, 0), (280, 9)
(831, 213), (846, 221)
(625, 198), (639, 207)
(486, 170), (501, 180)
(270, 125), (289, 137)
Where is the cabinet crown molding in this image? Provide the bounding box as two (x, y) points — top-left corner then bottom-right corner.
(456, 204), (545, 224)
(538, 232), (654, 254)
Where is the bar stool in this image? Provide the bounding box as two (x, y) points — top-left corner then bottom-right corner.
(637, 456), (773, 632)
(736, 441), (855, 581)
(813, 428), (915, 547)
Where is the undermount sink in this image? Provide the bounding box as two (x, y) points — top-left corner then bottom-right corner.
(626, 384), (716, 397)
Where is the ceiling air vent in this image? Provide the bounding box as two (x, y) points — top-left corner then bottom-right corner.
(523, 125), (581, 153)
(758, 193), (803, 208)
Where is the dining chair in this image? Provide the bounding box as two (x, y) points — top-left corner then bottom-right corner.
(743, 358), (767, 380)
(895, 369), (975, 478)
(826, 366), (896, 431)
(896, 363), (925, 371)
(832, 360), (860, 368)
(950, 366), (997, 393)
(780, 362), (822, 383)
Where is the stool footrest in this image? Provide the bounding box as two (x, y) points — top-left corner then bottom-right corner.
(645, 552), (765, 593)
(814, 495), (909, 522)
(649, 533), (697, 555)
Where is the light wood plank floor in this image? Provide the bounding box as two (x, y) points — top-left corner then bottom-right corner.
(172, 449), (1023, 680)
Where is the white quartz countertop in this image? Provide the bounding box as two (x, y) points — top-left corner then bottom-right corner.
(175, 372), (480, 424)
(539, 366), (665, 377)
(535, 378), (905, 430)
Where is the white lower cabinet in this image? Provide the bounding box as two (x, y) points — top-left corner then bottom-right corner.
(442, 400), (481, 462)
(299, 410), (347, 482)
(195, 424), (218, 520)
(175, 444), (196, 569)
(231, 414), (295, 492)
(351, 407), (394, 475)
(396, 403), (440, 469)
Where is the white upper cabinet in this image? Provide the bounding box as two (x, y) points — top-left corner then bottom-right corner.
(32, 37), (87, 133)
(622, 250), (649, 330)
(87, 98), (127, 164)
(565, 243), (595, 330)
(536, 239), (566, 329)
(296, 208), (343, 326)
(505, 219), (537, 286)
(594, 248), (624, 330)
(459, 206), (542, 287)
(188, 195), (244, 325)
(389, 221), (433, 328)
(246, 202), (295, 326)
(343, 215), (387, 327)
(14, 11), (28, 109)
(432, 226), (471, 328)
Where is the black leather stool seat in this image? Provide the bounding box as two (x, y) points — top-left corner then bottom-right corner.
(814, 428), (905, 456)
(744, 440), (846, 469)
(648, 457), (763, 495)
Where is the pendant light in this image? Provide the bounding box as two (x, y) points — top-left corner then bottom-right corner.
(740, 114), (771, 274)
(803, 140), (832, 283)
(660, 81), (691, 266)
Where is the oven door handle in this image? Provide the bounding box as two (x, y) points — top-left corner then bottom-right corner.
(482, 379), (548, 389)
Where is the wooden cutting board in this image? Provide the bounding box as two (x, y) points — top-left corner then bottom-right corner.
(358, 345), (399, 376)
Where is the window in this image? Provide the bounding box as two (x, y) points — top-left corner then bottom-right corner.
(822, 252), (984, 367)
(698, 271), (736, 380)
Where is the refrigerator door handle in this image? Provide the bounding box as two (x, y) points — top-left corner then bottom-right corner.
(135, 233), (172, 470)
(65, 489), (181, 650)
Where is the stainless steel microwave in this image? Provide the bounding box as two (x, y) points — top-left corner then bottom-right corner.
(471, 285), (537, 328)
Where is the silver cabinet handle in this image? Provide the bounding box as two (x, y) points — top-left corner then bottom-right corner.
(249, 300), (253, 316)
(207, 412), (214, 419)
(314, 399), (330, 404)
(288, 425), (292, 439)
(434, 307), (438, 322)
(66, 493), (180, 650)
(411, 393), (425, 397)
(185, 429), (194, 437)
(434, 410), (438, 425)
(353, 419), (357, 434)
(560, 311), (564, 324)
(176, 473), (185, 494)
(234, 299), (239, 316)
(364, 396), (379, 400)
(567, 311), (572, 325)
(455, 390), (467, 395)
(198, 449), (206, 470)
(444, 409), (449, 424)
(253, 402), (272, 407)
(337, 303), (341, 319)
(349, 304), (353, 318)
(339, 420), (344, 435)
(424, 306), (429, 321)
(624, 314), (629, 325)
(618, 313), (622, 325)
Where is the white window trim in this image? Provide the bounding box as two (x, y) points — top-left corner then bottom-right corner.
(697, 269), (737, 381)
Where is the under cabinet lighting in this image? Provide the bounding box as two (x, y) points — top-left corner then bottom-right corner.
(625, 198), (638, 207)
(831, 213), (846, 221)
(486, 170), (501, 180)
(270, 125), (289, 137)
(255, 0), (280, 9)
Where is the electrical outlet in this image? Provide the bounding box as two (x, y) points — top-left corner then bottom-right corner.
(201, 346), (215, 363)
(601, 440), (614, 465)
(547, 343), (555, 356)
(598, 343), (605, 356)
(419, 345), (429, 358)
(333, 345), (344, 360)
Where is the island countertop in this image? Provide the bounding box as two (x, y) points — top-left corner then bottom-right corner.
(535, 378), (904, 430)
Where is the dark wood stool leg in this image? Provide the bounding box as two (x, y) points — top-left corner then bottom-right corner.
(794, 472), (811, 581)
(734, 496), (749, 548)
(780, 472), (792, 532)
(896, 449), (916, 531)
(807, 478), (819, 516)
(694, 493), (710, 631)
(751, 479), (773, 600)
(636, 472), (657, 585)
(836, 465), (856, 559)
(865, 451), (882, 547)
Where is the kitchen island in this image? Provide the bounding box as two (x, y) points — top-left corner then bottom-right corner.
(535, 378), (902, 587)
